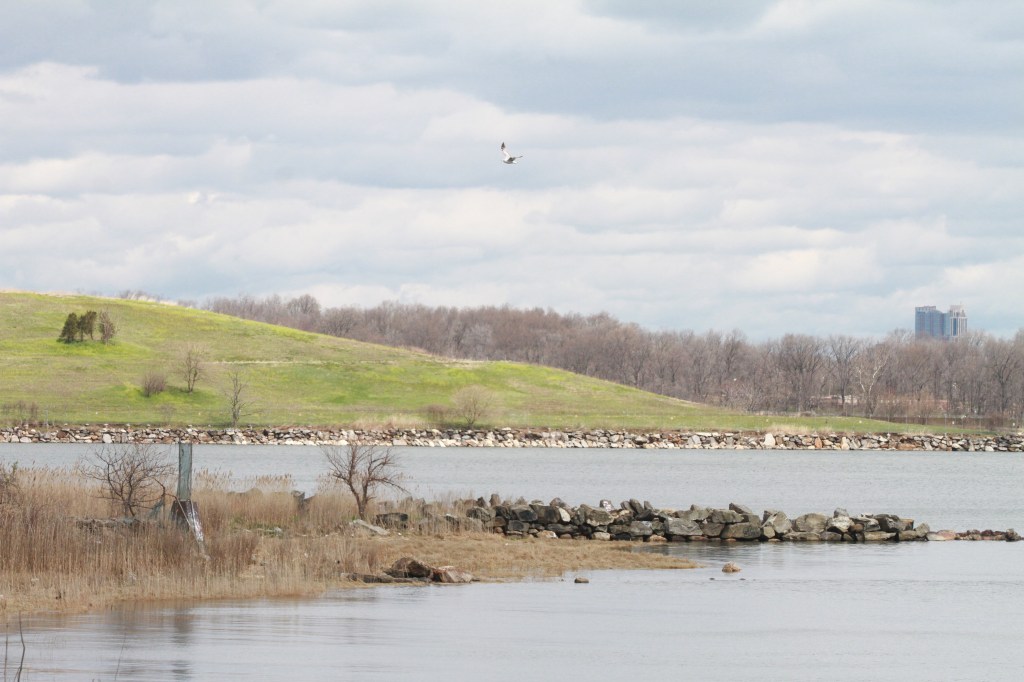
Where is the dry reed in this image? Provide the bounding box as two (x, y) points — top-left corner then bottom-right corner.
(0, 466), (696, 618)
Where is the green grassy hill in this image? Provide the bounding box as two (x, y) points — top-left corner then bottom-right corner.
(0, 291), (915, 433)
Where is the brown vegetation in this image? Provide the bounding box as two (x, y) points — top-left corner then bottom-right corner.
(201, 295), (1024, 428)
(0, 466), (696, 618)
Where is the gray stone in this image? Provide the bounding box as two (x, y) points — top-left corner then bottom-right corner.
(863, 531), (896, 542)
(628, 521), (654, 538)
(664, 518), (703, 537)
(729, 502), (755, 515)
(510, 505), (538, 522)
(785, 531), (823, 542)
(465, 507), (495, 523)
(348, 519), (389, 537)
(709, 509), (743, 524)
(793, 513), (828, 533)
(700, 521), (725, 538)
(591, 531), (612, 541)
(721, 522), (761, 540)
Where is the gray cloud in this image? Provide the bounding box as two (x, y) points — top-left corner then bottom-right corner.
(1, 1), (1023, 338)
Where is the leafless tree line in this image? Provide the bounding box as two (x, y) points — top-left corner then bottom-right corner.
(199, 294), (1024, 427)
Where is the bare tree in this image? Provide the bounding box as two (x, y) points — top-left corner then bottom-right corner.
(827, 335), (862, 414)
(98, 310), (117, 344)
(452, 385), (495, 427)
(180, 344), (207, 393)
(223, 369), (255, 427)
(79, 444), (175, 517)
(322, 441), (408, 520)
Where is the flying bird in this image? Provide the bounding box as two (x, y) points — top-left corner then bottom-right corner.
(500, 142), (522, 164)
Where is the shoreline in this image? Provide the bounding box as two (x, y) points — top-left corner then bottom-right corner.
(3, 425), (1023, 451)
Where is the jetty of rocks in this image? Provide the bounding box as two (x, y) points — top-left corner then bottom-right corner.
(376, 498), (1022, 544)
(3, 426), (1023, 452)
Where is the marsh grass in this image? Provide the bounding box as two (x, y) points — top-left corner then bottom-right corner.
(0, 466), (697, 618)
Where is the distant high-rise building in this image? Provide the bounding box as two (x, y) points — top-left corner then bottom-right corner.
(915, 304), (967, 340)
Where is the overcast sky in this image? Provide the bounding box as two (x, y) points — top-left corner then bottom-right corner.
(2, 1), (1022, 339)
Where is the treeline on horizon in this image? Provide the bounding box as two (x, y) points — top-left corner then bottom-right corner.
(169, 292), (1024, 428)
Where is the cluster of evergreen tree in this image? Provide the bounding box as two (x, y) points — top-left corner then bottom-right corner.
(58, 310), (116, 344)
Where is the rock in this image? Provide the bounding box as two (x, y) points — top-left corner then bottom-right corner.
(862, 531), (896, 542)
(628, 521), (654, 538)
(432, 566), (473, 584)
(581, 506), (613, 526)
(591, 531), (612, 541)
(374, 512), (410, 529)
(721, 522), (761, 540)
(510, 505), (538, 522)
(700, 521), (725, 538)
(664, 518), (703, 537)
(722, 562), (741, 573)
(466, 506), (496, 523)
(785, 531), (823, 542)
(729, 502), (755, 515)
(1007, 528), (1021, 542)
(762, 510), (792, 535)
(386, 557), (433, 579)
(709, 509), (743, 524)
(348, 519), (389, 537)
(827, 515), (852, 533)
(574, 576), (590, 584)
(792, 513), (828, 533)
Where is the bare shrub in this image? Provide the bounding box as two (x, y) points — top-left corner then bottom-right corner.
(141, 370), (167, 397)
(79, 444), (175, 518)
(223, 369), (255, 427)
(180, 344), (207, 393)
(452, 385), (495, 427)
(98, 310), (117, 343)
(322, 441), (408, 520)
(2, 401), (40, 427)
(423, 404), (451, 426)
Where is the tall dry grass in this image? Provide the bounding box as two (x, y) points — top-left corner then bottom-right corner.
(0, 465), (394, 616)
(0, 465), (698, 618)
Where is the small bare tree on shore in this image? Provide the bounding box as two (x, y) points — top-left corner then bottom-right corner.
(223, 369), (255, 427)
(452, 385), (494, 427)
(322, 441), (408, 520)
(79, 444), (175, 518)
(180, 344), (207, 393)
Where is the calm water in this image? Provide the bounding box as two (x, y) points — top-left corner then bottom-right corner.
(4, 443), (1023, 680)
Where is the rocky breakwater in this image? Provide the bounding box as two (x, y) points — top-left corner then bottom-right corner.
(454, 498), (1022, 544)
(3, 426), (1024, 452)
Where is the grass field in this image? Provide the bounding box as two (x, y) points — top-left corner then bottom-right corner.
(0, 291), (928, 433)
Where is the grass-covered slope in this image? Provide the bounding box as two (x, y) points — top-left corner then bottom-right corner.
(0, 292), (920, 432)
(0, 291), (697, 429)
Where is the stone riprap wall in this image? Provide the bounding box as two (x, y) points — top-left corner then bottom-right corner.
(426, 499), (1021, 543)
(2, 426), (1023, 451)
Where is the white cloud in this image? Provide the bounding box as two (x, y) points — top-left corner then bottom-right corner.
(0, 1), (1022, 338)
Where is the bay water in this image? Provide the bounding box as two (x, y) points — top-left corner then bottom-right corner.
(3, 443), (1022, 680)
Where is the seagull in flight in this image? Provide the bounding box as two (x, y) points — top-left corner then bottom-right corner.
(500, 142), (522, 164)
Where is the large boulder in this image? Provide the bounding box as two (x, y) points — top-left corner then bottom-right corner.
(721, 522), (761, 540)
(510, 505), (538, 523)
(700, 521), (725, 538)
(763, 511), (793, 536)
(792, 513), (828, 533)
(628, 521), (654, 538)
(466, 506), (496, 523)
(531, 504), (562, 524)
(386, 557), (433, 579)
(709, 509), (743, 524)
(374, 512), (409, 529)
(664, 518), (703, 537)
(431, 566), (474, 584)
